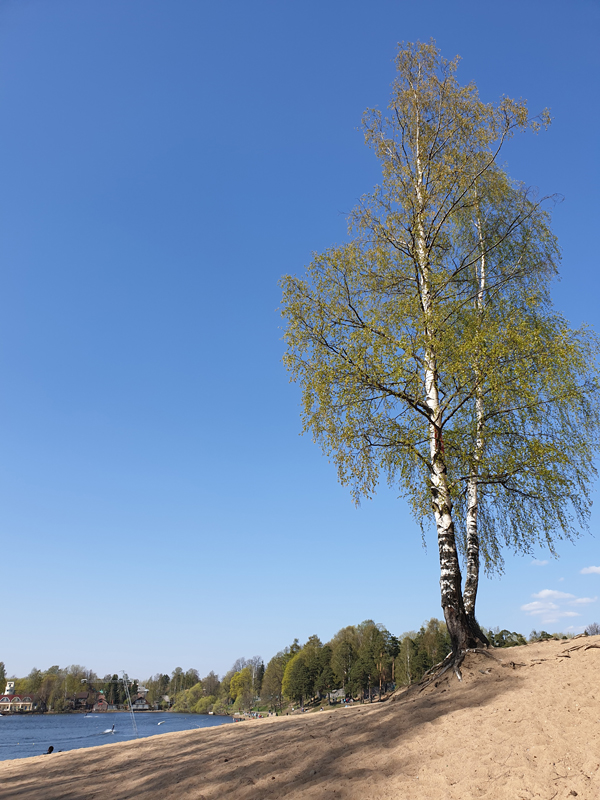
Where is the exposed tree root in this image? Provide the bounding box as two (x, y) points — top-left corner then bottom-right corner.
(401, 637), (599, 699)
(466, 647), (498, 663)
(418, 651), (465, 692)
(419, 652), (453, 682)
(417, 646), (496, 692)
(562, 641), (600, 654)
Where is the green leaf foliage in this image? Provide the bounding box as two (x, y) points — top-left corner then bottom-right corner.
(280, 40), (600, 634)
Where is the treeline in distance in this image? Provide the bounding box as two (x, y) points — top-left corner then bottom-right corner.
(4, 619), (597, 715)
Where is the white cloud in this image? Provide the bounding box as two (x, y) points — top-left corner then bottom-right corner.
(531, 559), (549, 566)
(541, 611), (580, 624)
(558, 577), (565, 582)
(532, 589), (575, 600)
(522, 584), (597, 628)
(581, 566), (600, 575)
(522, 588), (588, 622)
(521, 600), (558, 614)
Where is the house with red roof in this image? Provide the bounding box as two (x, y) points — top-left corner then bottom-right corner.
(93, 694), (109, 712)
(0, 681), (38, 713)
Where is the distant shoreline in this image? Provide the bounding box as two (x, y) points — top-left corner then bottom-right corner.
(2, 639), (598, 799)
(0, 708), (232, 717)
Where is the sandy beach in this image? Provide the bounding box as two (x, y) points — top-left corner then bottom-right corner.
(1, 637), (598, 799)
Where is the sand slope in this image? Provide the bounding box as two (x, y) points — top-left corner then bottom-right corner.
(1, 637), (599, 799)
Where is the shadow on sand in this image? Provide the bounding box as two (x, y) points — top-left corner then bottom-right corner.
(0, 652), (521, 800)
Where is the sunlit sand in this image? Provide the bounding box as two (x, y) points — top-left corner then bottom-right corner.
(1, 637), (598, 799)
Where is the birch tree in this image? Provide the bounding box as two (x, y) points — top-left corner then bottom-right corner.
(454, 172), (599, 620)
(281, 41), (599, 664)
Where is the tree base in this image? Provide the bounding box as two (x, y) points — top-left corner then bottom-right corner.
(417, 646), (495, 691)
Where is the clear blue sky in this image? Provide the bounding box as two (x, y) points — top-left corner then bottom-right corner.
(1, 0), (599, 681)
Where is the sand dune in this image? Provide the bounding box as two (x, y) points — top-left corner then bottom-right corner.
(1, 636), (599, 799)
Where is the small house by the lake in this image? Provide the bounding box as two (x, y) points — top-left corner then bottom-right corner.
(0, 681), (37, 713)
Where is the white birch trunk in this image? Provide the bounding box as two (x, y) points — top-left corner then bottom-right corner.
(463, 200), (486, 618)
(413, 108), (474, 654)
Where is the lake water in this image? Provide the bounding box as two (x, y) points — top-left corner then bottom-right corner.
(0, 711), (233, 761)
